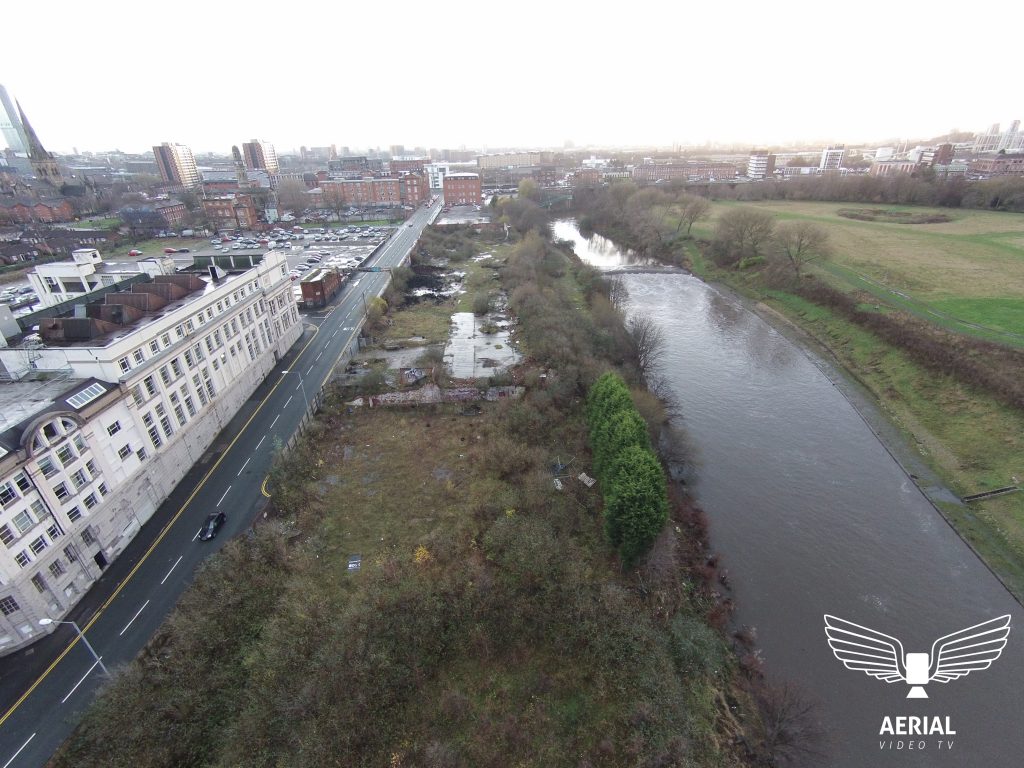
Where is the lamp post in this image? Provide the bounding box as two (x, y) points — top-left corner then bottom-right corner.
(38, 618), (110, 677)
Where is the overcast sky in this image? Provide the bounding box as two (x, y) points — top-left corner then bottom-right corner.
(2, 0), (1021, 156)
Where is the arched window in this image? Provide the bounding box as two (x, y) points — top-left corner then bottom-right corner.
(29, 417), (81, 456)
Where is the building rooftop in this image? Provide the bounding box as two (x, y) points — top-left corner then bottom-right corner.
(0, 377), (116, 458)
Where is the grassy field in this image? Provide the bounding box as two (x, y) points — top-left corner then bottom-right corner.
(693, 201), (1024, 343)
(102, 237), (209, 259)
(65, 216), (121, 230)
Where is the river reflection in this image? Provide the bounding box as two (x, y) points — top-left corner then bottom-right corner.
(557, 219), (1024, 768)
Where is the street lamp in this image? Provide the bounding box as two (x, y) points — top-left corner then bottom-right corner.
(38, 618), (110, 677)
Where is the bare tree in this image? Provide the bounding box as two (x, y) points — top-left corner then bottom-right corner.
(676, 195), (711, 236)
(713, 207), (776, 268)
(626, 313), (666, 378)
(749, 681), (826, 767)
(276, 180), (308, 214)
(774, 221), (831, 278)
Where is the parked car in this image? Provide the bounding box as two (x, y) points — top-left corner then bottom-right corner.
(129, 249), (143, 256)
(198, 511), (226, 541)
(164, 247), (177, 254)
(177, 248), (190, 253)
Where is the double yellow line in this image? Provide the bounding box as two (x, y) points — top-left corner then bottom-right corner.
(0, 322), (323, 728)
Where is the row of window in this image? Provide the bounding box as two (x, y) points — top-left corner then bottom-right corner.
(117, 277), (270, 376)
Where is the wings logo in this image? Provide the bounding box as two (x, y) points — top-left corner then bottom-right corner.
(824, 614), (1012, 698)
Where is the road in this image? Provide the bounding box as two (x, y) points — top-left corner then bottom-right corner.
(0, 199), (442, 768)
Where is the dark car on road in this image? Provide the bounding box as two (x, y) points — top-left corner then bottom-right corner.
(198, 511), (226, 541)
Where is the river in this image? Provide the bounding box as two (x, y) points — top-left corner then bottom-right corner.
(554, 220), (1024, 768)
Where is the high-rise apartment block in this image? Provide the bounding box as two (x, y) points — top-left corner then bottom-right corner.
(242, 139), (279, 174)
(153, 142), (200, 187)
(747, 152), (776, 179)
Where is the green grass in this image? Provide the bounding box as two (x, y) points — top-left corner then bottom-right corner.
(104, 238), (209, 259)
(66, 216), (121, 230)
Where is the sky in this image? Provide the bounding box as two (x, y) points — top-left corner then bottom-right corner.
(2, 0), (1022, 156)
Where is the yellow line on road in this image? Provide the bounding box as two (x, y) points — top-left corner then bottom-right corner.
(0, 323), (321, 728)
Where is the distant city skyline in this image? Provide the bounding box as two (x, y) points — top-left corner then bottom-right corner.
(2, 0), (1021, 156)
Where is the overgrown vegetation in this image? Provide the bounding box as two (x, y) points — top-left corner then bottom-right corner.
(55, 191), (823, 767)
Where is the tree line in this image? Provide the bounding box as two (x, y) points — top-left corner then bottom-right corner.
(587, 372), (669, 566)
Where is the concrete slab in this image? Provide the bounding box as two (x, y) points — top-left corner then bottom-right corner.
(443, 312), (519, 379)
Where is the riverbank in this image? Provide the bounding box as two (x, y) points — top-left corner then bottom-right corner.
(569, 203), (1024, 602)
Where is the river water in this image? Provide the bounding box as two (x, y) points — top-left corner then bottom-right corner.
(554, 220), (1024, 768)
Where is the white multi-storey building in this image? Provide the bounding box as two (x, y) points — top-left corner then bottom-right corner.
(0, 250), (301, 654)
(424, 163), (451, 190)
(819, 145), (845, 172)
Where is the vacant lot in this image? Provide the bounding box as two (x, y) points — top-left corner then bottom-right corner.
(694, 201), (1024, 340)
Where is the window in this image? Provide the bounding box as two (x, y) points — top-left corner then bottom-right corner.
(161, 333), (171, 348)
(15, 551), (30, 568)
(149, 340), (160, 355)
(63, 545), (78, 562)
(106, 420), (121, 436)
(85, 460), (98, 478)
(82, 493), (97, 510)
(184, 395), (196, 417)
(30, 574), (46, 593)
(171, 359), (183, 377)
(133, 349), (145, 365)
(38, 456), (58, 478)
(136, 447), (147, 462)
(46, 523), (62, 540)
(29, 536), (48, 555)
(173, 404), (186, 427)
(56, 443), (75, 466)
(0, 482), (17, 508)
(0, 524), (15, 547)
(81, 528), (95, 546)
(31, 500), (46, 518)
(97, 483), (107, 496)
(117, 445), (132, 460)
(144, 376), (158, 397)
(132, 384), (145, 408)
(118, 356), (131, 374)
(12, 510), (34, 534)
(67, 506), (83, 522)
(160, 366), (172, 386)
(73, 434), (86, 453)
(206, 308), (213, 320)
(70, 469), (88, 490)
(184, 350), (195, 368)
(14, 473), (31, 494)
(53, 483), (70, 501)
(0, 596), (20, 615)
(49, 560), (66, 578)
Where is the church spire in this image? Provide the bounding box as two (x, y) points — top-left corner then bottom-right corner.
(16, 100), (62, 187)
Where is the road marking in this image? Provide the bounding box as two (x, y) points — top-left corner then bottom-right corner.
(0, 267), (328, 729)
(160, 556), (183, 585)
(216, 486), (232, 507)
(61, 658), (104, 704)
(284, 395), (293, 408)
(306, 364), (314, 375)
(2, 733), (35, 768)
(238, 457), (251, 476)
(270, 414), (280, 429)
(295, 381), (302, 390)
(119, 600), (150, 636)
(255, 434), (266, 451)
(192, 528), (201, 541)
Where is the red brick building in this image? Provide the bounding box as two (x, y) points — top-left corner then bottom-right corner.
(320, 177), (404, 207)
(154, 200), (188, 228)
(631, 162), (737, 182)
(443, 173), (482, 205)
(389, 158), (428, 174)
(399, 173), (430, 206)
(0, 198), (75, 224)
(202, 194), (259, 230)
(970, 154), (1024, 177)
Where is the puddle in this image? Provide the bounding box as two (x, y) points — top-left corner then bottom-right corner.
(443, 312), (520, 379)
